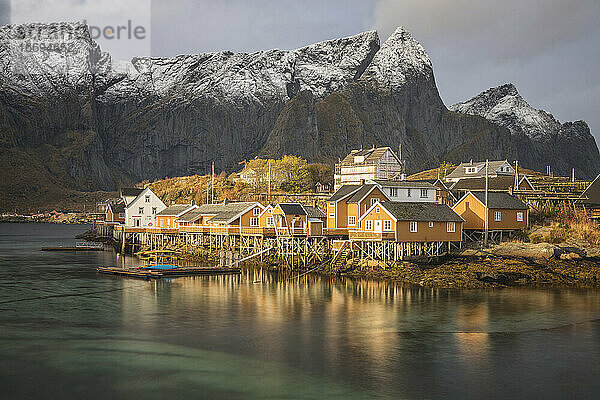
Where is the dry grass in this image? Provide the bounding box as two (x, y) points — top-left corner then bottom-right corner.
(530, 203), (600, 246)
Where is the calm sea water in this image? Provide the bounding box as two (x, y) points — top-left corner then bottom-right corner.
(1, 223), (599, 399)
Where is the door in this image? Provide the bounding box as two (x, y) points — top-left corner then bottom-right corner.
(374, 220), (382, 233)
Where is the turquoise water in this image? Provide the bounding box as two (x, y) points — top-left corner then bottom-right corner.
(1, 223), (600, 399)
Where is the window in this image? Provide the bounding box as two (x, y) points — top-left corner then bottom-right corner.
(495, 211), (501, 221)
(517, 212), (524, 222)
(375, 207), (380, 213)
(266, 217), (274, 227)
(389, 188), (398, 197)
(371, 198), (378, 206)
(138, 207), (144, 214)
(152, 207), (157, 214)
(384, 220), (391, 231)
(447, 222), (455, 232)
(365, 220), (373, 230)
(429, 221), (434, 228)
(407, 188), (412, 197)
(465, 167), (476, 174)
(160, 219), (164, 227)
(253, 207), (261, 216)
(348, 216), (356, 226)
(119, 213), (124, 218)
(329, 213), (335, 219)
(410, 221), (418, 232)
(145, 195), (150, 203)
(250, 217), (259, 227)
(420, 189), (428, 198)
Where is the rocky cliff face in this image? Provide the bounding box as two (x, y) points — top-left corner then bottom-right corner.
(449, 84), (600, 177)
(1, 22), (598, 209)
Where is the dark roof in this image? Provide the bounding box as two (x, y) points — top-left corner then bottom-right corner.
(374, 180), (437, 189)
(328, 185), (362, 202)
(277, 203), (306, 215)
(347, 184), (380, 203)
(378, 202), (464, 222)
(156, 204), (194, 216)
(446, 160), (512, 180)
(468, 192), (529, 210)
(450, 176), (523, 192)
(578, 174), (600, 208)
(179, 202), (258, 223)
(110, 203), (125, 213)
(120, 187), (144, 197)
(303, 206), (326, 219)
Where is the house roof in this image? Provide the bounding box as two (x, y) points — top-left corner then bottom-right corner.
(346, 184), (383, 203)
(179, 202), (259, 223)
(109, 203), (125, 213)
(339, 147), (397, 166)
(303, 206), (326, 219)
(277, 203), (307, 215)
(328, 185), (362, 202)
(449, 175), (525, 192)
(156, 204), (195, 216)
(467, 191), (529, 210)
(375, 202), (464, 222)
(120, 187), (144, 197)
(374, 180), (437, 189)
(578, 174), (600, 208)
(446, 160), (511, 180)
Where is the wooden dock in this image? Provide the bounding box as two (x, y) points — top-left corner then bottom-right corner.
(42, 246), (104, 251)
(97, 266), (241, 279)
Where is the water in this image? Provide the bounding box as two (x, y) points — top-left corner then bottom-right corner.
(1, 223), (599, 399)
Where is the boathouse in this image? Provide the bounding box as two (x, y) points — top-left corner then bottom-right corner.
(452, 191), (529, 230)
(352, 201), (464, 242)
(155, 204), (198, 229)
(122, 187), (167, 228)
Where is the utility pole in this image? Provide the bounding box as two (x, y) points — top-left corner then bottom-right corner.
(211, 161), (215, 204)
(484, 159), (489, 247)
(268, 160), (272, 203)
(514, 160), (519, 190)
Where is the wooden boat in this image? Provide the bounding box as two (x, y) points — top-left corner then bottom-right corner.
(97, 265), (241, 279)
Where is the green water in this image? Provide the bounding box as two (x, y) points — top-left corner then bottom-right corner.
(1, 223), (600, 399)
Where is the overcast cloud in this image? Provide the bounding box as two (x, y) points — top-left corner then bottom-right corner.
(1, 0), (598, 141)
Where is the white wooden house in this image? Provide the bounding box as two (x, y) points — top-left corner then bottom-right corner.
(121, 187), (166, 227)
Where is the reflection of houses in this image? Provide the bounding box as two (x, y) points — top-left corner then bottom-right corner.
(445, 160), (515, 182)
(449, 175), (534, 199)
(121, 187), (166, 227)
(155, 204), (198, 229)
(334, 147), (403, 190)
(453, 191), (529, 230)
(351, 201), (464, 242)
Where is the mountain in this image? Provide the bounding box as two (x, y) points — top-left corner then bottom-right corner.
(0, 22), (598, 210)
(450, 83), (600, 176)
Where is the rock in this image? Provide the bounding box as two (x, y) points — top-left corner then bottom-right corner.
(492, 242), (558, 260)
(560, 252), (581, 260)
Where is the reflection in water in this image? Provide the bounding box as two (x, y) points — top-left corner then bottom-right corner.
(1, 223), (600, 399)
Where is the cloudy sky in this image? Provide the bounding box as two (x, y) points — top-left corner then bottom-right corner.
(3, 0), (599, 141)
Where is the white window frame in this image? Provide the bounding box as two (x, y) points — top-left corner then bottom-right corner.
(348, 216), (356, 226)
(410, 221), (417, 233)
(389, 187), (398, 197)
(370, 198), (378, 206)
(138, 207), (144, 214)
(429, 221), (434, 228)
(152, 207), (157, 214)
(365, 220), (373, 230)
(145, 195), (150, 203)
(407, 188), (412, 198)
(384, 220), (391, 231)
(253, 207), (261, 216)
(517, 212), (523, 222)
(250, 217), (259, 227)
(495, 211), (501, 221)
(465, 167), (476, 174)
(447, 222), (455, 233)
(420, 189), (428, 198)
(266, 217), (274, 227)
(375, 207), (380, 213)
(160, 219), (164, 227)
(329, 213), (335, 219)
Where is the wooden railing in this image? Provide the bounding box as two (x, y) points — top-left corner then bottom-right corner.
(324, 228), (349, 236)
(240, 227), (276, 236)
(349, 231), (395, 241)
